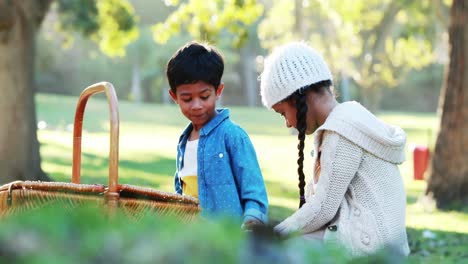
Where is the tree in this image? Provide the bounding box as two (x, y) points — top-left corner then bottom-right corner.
(0, 0), (138, 184)
(151, 0), (264, 106)
(258, 0), (444, 111)
(126, 28), (192, 103)
(426, 0), (467, 209)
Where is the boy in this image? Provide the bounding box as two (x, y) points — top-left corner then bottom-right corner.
(166, 41), (268, 228)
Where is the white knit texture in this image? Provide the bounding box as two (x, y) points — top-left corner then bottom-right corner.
(321, 101), (406, 163)
(260, 42), (333, 108)
(274, 102), (410, 257)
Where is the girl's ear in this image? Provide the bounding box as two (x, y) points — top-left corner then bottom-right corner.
(216, 83), (224, 99)
(169, 89), (178, 103)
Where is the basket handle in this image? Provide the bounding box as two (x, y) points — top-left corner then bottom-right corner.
(72, 82), (120, 198)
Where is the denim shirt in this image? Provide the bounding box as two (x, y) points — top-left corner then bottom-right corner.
(174, 109), (268, 223)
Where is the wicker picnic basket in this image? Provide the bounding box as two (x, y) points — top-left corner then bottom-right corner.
(0, 82), (200, 221)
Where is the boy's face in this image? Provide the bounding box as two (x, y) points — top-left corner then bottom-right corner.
(169, 81), (224, 131)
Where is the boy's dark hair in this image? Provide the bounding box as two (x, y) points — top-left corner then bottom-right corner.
(288, 80), (332, 208)
(166, 41), (224, 93)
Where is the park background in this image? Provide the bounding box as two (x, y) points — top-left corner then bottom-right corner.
(0, 0), (466, 263)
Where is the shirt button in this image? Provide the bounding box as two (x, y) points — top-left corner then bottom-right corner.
(354, 208), (361, 217)
(219, 153), (224, 158)
(179, 157), (182, 161)
(360, 232), (370, 245)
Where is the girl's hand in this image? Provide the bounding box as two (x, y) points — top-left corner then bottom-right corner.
(274, 218), (299, 237)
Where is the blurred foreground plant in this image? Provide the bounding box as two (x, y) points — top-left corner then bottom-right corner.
(0, 204), (401, 264)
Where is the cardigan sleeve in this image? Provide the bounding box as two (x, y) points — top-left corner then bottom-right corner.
(275, 131), (362, 235)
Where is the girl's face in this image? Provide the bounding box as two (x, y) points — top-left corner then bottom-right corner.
(170, 81), (223, 131)
(272, 95), (322, 135)
(272, 100), (298, 130)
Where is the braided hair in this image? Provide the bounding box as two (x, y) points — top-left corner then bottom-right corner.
(288, 80), (332, 208)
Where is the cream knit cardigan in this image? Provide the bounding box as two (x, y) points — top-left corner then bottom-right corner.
(275, 101), (410, 257)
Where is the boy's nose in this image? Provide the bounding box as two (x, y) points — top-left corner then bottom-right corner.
(191, 99), (202, 110)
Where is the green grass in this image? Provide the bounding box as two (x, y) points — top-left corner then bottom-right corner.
(34, 93), (467, 262)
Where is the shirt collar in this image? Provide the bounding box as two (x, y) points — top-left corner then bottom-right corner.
(181, 108), (229, 139)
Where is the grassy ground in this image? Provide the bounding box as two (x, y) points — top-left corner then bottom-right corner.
(34, 93), (467, 262)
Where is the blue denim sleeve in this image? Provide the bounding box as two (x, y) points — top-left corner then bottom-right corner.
(228, 130), (269, 224)
(174, 171), (182, 195)
(174, 145), (182, 195)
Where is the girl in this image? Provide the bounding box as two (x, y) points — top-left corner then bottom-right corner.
(260, 42), (410, 256)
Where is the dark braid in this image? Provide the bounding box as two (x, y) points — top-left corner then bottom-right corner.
(293, 88), (308, 208)
(289, 80), (332, 209)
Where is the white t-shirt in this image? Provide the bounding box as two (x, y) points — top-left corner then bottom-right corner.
(178, 139), (198, 197)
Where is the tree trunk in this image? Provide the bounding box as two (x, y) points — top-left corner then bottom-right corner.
(294, 0), (304, 38)
(362, 1), (402, 112)
(0, 0), (52, 184)
(131, 62), (142, 104)
(239, 42), (258, 107)
(339, 72), (351, 102)
(363, 85), (382, 113)
(426, 0), (467, 209)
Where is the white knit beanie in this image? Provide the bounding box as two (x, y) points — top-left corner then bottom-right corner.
(260, 42), (333, 108)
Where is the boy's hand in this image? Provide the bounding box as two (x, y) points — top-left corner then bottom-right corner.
(241, 219), (263, 230)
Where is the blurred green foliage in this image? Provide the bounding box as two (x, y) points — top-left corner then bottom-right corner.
(56, 0), (138, 56)
(380, 64), (443, 112)
(152, 0), (263, 48)
(406, 228), (468, 263)
(34, 0), (446, 112)
(258, 0), (447, 111)
(0, 204), (404, 264)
